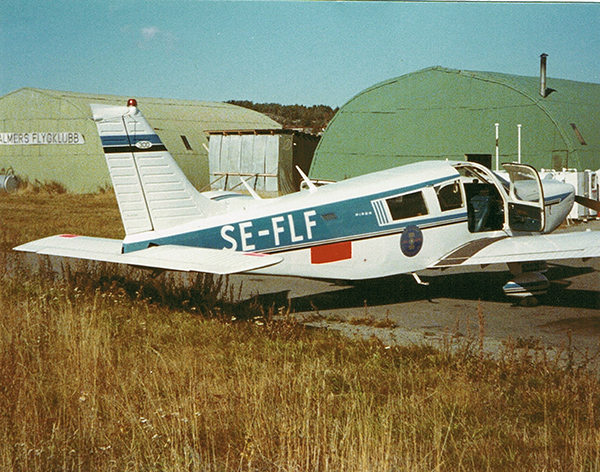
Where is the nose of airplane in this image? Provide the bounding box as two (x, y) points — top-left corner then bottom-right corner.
(542, 180), (575, 233)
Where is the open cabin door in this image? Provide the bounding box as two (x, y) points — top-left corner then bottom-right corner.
(502, 163), (545, 233)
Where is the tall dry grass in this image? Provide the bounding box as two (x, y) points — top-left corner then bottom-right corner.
(0, 190), (123, 251)
(3, 191), (600, 471)
(1, 256), (600, 471)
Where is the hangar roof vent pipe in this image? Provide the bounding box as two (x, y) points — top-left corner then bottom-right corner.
(540, 53), (548, 98)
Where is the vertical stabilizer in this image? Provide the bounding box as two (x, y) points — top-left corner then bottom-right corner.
(91, 100), (225, 235)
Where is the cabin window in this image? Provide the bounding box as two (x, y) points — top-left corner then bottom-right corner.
(436, 181), (463, 211)
(386, 191), (428, 221)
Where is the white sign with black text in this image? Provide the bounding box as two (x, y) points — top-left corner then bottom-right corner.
(0, 132), (85, 145)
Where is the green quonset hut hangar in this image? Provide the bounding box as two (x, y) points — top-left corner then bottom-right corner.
(310, 66), (600, 181)
(0, 88), (281, 192)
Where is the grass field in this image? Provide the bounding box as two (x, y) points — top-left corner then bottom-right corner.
(0, 189), (123, 251)
(2, 191), (600, 471)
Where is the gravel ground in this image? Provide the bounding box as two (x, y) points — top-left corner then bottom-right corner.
(230, 220), (600, 368)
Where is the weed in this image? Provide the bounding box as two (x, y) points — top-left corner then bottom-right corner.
(348, 314), (399, 329)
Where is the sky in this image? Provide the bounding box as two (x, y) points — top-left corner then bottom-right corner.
(1, 1), (599, 107)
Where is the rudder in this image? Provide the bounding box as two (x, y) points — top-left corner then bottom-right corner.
(91, 100), (225, 235)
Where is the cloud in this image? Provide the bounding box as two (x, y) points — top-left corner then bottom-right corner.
(137, 26), (176, 50)
(141, 27), (161, 42)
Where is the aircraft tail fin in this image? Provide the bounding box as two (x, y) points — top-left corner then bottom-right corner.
(91, 100), (225, 235)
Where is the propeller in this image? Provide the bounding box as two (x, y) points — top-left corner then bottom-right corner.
(575, 195), (600, 213)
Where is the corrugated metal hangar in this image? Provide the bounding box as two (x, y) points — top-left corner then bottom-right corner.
(0, 88), (281, 192)
(310, 65), (600, 181)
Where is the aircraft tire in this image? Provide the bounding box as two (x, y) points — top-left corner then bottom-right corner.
(518, 296), (540, 308)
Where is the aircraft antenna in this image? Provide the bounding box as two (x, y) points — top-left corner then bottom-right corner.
(296, 165), (317, 192)
(240, 176), (262, 200)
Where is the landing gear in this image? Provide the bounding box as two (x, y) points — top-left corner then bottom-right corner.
(503, 262), (549, 305)
(412, 272), (434, 303)
(516, 296), (540, 307)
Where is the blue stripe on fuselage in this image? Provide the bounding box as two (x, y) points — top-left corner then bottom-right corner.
(544, 191), (572, 206)
(123, 174), (460, 253)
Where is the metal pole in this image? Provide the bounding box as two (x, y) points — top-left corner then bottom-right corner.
(540, 53), (548, 98)
(495, 123), (500, 171)
(517, 124), (522, 164)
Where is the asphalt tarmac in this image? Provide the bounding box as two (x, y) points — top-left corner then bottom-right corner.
(229, 221), (600, 366)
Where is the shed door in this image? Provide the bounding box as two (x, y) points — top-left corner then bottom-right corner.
(502, 163), (545, 233)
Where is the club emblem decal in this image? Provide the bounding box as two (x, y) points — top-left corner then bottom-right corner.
(400, 225), (423, 257)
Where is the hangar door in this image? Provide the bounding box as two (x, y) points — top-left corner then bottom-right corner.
(208, 132), (279, 193)
(207, 130), (319, 195)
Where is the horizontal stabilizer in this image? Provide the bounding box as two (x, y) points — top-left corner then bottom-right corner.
(14, 235), (282, 275)
(432, 231), (600, 268)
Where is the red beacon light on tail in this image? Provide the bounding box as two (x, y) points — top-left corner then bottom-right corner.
(127, 98), (138, 107)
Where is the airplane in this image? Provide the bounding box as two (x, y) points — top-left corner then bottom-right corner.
(14, 99), (600, 303)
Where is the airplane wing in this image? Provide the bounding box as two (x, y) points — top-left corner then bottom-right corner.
(14, 235), (282, 275)
(431, 231), (600, 269)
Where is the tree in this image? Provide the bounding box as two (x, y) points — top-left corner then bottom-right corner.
(227, 101), (338, 134)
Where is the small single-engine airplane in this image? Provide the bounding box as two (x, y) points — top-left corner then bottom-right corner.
(15, 99), (600, 301)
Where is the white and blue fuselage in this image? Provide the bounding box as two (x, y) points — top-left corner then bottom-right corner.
(120, 159), (573, 282)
